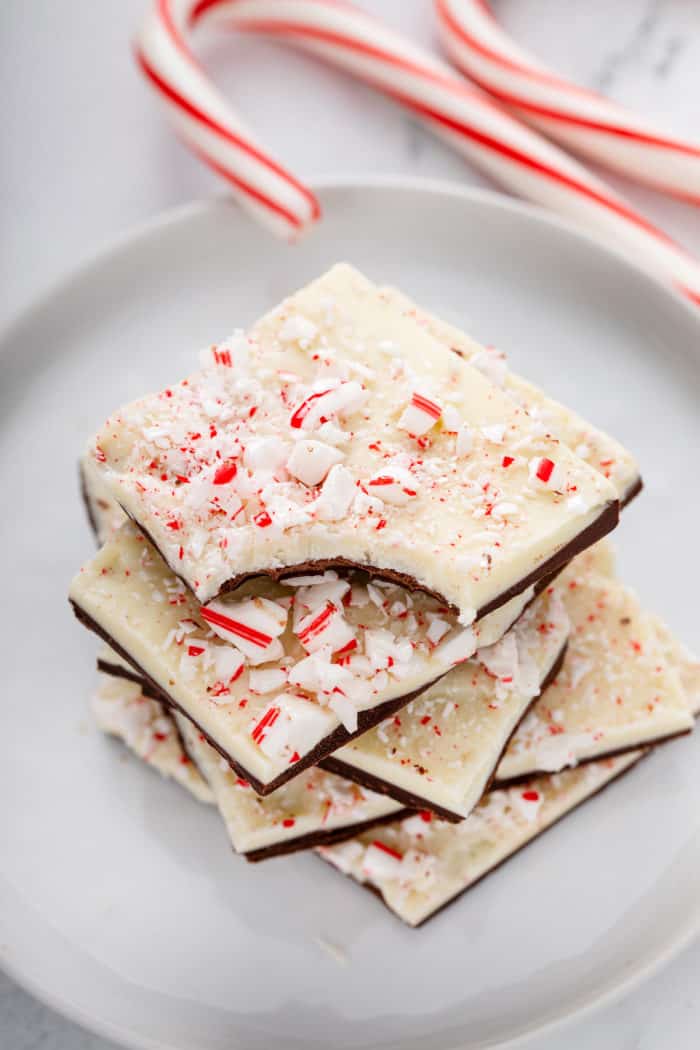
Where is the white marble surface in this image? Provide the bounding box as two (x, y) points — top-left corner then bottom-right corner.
(1, 1), (699, 1047)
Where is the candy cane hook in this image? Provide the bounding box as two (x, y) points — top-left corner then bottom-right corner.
(135, 0), (700, 303)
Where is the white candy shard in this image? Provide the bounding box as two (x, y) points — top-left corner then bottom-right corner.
(293, 578), (350, 617)
(243, 436), (289, 475)
(290, 381), (367, 431)
(364, 628), (412, 671)
(312, 464), (356, 521)
(366, 467), (417, 506)
(295, 603), (356, 655)
(478, 632), (519, 682)
(252, 695), (330, 760)
(433, 626), (477, 667)
(213, 645), (245, 683)
(328, 693), (359, 734)
(455, 425), (473, 457)
(441, 404), (462, 432)
(248, 668), (288, 694)
(288, 651), (354, 695)
(286, 439), (344, 487)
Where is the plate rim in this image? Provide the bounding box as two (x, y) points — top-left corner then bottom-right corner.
(2, 174), (699, 1050)
(2, 174), (699, 344)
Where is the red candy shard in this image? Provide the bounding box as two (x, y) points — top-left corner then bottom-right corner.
(535, 458), (555, 483)
(372, 840), (403, 861)
(289, 388), (333, 429)
(213, 461), (237, 485)
(411, 392), (441, 419)
(251, 706), (280, 745)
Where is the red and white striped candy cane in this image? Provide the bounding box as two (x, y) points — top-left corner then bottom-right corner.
(135, 0), (700, 303)
(136, 0), (321, 235)
(435, 0), (700, 205)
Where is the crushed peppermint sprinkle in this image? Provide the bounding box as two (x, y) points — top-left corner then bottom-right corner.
(371, 840), (403, 861)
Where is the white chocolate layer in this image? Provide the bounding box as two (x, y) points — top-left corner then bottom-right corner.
(495, 562), (694, 781)
(176, 715), (403, 858)
(72, 524), (510, 791)
(81, 453), (126, 545)
(317, 752), (644, 927)
(380, 287), (640, 505)
(329, 586), (570, 819)
(89, 264), (617, 613)
(92, 675), (213, 804)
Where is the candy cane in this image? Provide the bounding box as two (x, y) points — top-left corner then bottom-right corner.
(136, 0), (321, 235)
(435, 0), (700, 205)
(135, 0), (700, 302)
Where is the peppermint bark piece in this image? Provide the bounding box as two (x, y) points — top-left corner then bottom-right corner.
(494, 564), (695, 782)
(92, 674), (214, 804)
(71, 524), (511, 794)
(380, 286), (641, 506)
(322, 586), (570, 821)
(96, 670), (404, 859)
(175, 715), (407, 861)
(317, 751), (645, 927)
(88, 264), (618, 618)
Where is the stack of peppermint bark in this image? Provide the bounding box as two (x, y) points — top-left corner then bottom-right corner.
(71, 265), (699, 926)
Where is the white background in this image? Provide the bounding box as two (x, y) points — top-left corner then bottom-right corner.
(1, 1), (699, 1046)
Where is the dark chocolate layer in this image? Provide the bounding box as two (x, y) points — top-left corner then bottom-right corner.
(621, 475), (643, 509)
(79, 462), (100, 542)
(243, 808), (414, 863)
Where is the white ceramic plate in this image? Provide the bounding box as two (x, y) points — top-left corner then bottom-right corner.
(1, 178), (699, 1050)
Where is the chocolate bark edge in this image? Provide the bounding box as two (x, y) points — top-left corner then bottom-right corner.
(97, 658), (152, 691)
(243, 808), (414, 863)
(94, 672), (413, 856)
(621, 475), (643, 510)
(72, 598), (448, 796)
(96, 661), (204, 772)
(492, 725), (692, 789)
(317, 748), (649, 928)
(119, 497), (619, 620)
(319, 640), (569, 823)
(79, 461), (100, 542)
